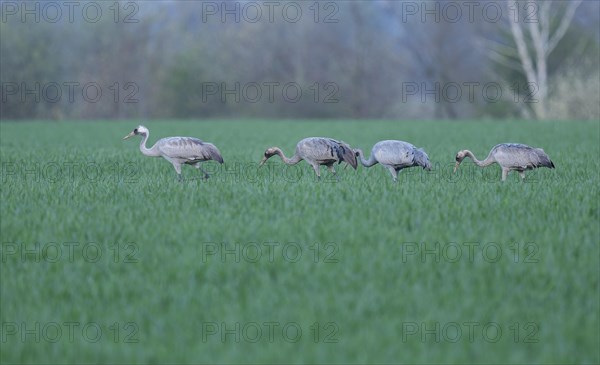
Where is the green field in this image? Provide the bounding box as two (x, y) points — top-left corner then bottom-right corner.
(1, 120), (598, 364)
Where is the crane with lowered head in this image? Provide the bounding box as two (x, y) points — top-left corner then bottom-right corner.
(259, 137), (357, 180)
(454, 143), (555, 181)
(354, 140), (432, 182)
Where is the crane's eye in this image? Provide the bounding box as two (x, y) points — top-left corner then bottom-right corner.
(134, 128), (138, 134)
(455, 155), (459, 161)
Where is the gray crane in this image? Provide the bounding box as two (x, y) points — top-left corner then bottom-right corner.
(259, 137), (357, 180)
(354, 140), (432, 182)
(123, 125), (223, 181)
(453, 143), (555, 181)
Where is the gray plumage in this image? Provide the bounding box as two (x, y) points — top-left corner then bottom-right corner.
(354, 140), (432, 182)
(123, 125), (223, 180)
(454, 143), (555, 181)
(259, 137), (357, 179)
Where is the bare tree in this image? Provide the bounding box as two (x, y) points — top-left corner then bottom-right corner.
(491, 0), (582, 119)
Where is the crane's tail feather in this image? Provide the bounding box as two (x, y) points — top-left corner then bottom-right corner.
(534, 149), (554, 169)
(336, 142), (358, 169)
(539, 156), (554, 169)
(208, 144), (224, 164)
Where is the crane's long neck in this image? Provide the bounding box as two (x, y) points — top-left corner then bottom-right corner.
(275, 148), (301, 165)
(139, 133), (160, 157)
(356, 149), (377, 167)
(465, 150), (495, 167)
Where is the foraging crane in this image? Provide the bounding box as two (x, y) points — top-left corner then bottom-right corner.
(453, 143), (555, 181)
(354, 140), (432, 182)
(259, 137), (357, 180)
(123, 125), (223, 181)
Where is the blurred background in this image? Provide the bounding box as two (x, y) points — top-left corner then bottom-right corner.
(1, 0), (598, 121)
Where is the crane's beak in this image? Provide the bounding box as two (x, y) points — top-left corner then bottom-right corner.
(258, 156), (267, 167)
(123, 131), (135, 140)
(453, 161), (460, 174)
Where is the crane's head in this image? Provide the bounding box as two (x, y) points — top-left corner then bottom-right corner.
(259, 147), (278, 167)
(123, 125), (149, 140)
(454, 150), (468, 173)
(414, 148), (432, 171)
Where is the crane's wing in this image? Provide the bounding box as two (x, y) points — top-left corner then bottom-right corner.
(158, 137), (224, 163)
(496, 144), (553, 169)
(298, 137), (357, 169)
(373, 140), (415, 166)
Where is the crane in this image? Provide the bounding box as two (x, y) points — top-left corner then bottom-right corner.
(259, 137), (357, 180)
(123, 125), (223, 181)
(453, 143), (555, 181)
(354, 140), (432, 182)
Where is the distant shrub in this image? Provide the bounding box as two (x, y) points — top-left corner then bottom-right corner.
(548, 60), (600, 120)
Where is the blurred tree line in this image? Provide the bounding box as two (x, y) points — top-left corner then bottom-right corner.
(1, 0), (598, 120)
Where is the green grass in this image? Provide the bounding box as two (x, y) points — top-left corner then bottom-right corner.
(1, 120), (598, 364)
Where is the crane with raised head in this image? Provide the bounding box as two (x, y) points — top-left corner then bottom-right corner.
(123, 125), (223, 181)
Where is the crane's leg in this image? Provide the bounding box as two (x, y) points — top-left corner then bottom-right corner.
(310, 162), (321, 181)
(327, 164), (340, 182)
(194, 163), (210, 179)
(501, 168), (509, 182)
(385, 165), (398, 182)
(172, 163), (183, 182)
(519, 171), (525, 182)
